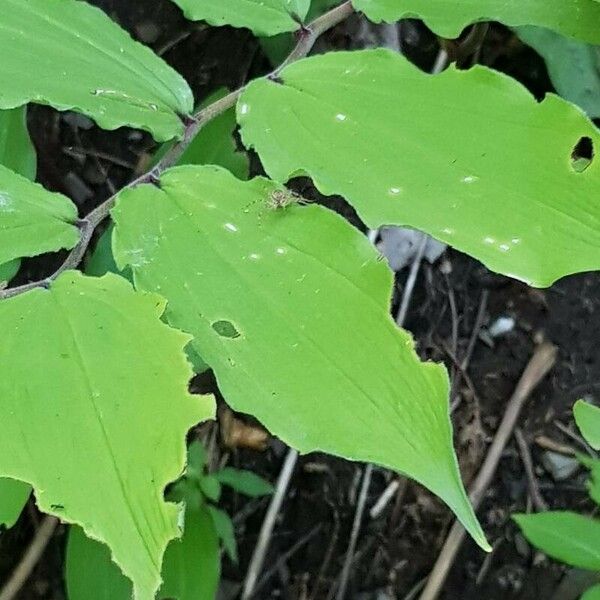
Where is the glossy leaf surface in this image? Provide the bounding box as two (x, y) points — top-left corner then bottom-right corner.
(353, 0), (600, 44)
(0, 107), (36, 179)
(0, 271), (214, 599)
(514, 512), (600, 570)
(517, 27), (600, 118)
(575, 400), (600, 449)
(112, 165), (487, 549)
(170, 0), (310, 35)
(239, 49), (600, 287)
(0, 478), (30, 528)
(0, 0), (193, 141)
(0, 163), (79, 265)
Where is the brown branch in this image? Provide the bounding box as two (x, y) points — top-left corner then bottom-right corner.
(0, 1), (355, 301)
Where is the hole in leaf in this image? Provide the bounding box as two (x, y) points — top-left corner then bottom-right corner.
(211, 320), (241, 339)
(571, 136), (594, 172)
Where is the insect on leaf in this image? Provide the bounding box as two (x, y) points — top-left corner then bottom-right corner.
(238, 49), (600, 287)
(0, 271), (215, 600)
(0, 0), (193, 141)
(112, 164), (488, 550)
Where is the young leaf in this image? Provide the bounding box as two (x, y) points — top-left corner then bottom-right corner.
(0, 163), (79, 265)
(516, 27), (600, 118)
(0, 0), (194, 142)
(238, 49), (600, 287)
(0, 478), (30, 529)
(199, 475), (222, 503)
(207, 506), (237, 562)
(170, 0), (310, 36)
(66, 505), (220, 600)
(0, 271), (215, 600)
(353, 0), (600, 44)
(582, 584), (600, 600)
(0, 107), (36, 179)
(579, 456), (600, 506)
(112, 165), (488, 550)
(514, 512), (600, 570)
(159, 505), (221, 600)
(215, 468), (274, 497)
(575, 400), (600, 449)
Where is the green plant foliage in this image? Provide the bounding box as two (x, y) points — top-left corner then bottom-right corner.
(575, 400), (600, 449)
(0, 271), (215, 600)
(215, 468), (274, 497)
(580, 456), (600, 505)
(0, 478), (30, 529)
(0, 107), (36, 179)
(514, 512), (600, 570)
(238, 49), (600, 287)
(170, 0), (310, 35)
(66, 505), (220, 600)
(154, 89), (249, 181)
(353, 0), (600, 44)
(583, 584), (600, 600)
(0, 0), (193, 142)
(0, 259), (20, 285)
(517, 27), (600, 118)
(207, 505), (237, 562)
(66, 526), (132, 600)
(0, 164), (79, 265)
(112, 164), (488, 550)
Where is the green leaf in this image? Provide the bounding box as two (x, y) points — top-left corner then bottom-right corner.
(66, 505), (220, 600)
(575, 400), (600, 449)
(0, 163), (79, 265)
(154, 89), (249, 181)
(159, 504), (221, 600)
(582, 584), (600, 600)
(0, 478), (30, 529)
(353, 0), (600, 44)
(0, 107), (36, 179)
(238, 49), (600, 287)
(0, 0), (193, 142)
(66, 526), (132, 600)
(207, 505), (237, 563)
(170, 0), (310, 35)
(0, 259), (20, 286)
(0, 271), (215, 599)
(579, 456), (600, 506)
(516, 27), (600, 118)
(514, 512), (600, 570)
(199, 475), (222, 503)
(112, 164), (488, 550)
(215, 468), (274, 497)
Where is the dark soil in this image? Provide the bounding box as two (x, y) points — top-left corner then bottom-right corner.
(2, 2), (599, 600)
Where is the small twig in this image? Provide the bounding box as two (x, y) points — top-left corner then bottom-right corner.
(0, 515), (58, 600)
(553, 420), (596, 457)
(0, 1), (355, 302)
(369, 478), (400, 519)
(418, 343), (557, 600)
(534, 435), (576, 456)
(515, 427), (547, 511)
(395, 233), (428, 327)
(241, 448), (299, 599)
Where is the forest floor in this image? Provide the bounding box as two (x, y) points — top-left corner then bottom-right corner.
(1, 1), (598, 599)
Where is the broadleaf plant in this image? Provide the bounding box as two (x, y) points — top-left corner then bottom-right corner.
(2, 0), (600, 596)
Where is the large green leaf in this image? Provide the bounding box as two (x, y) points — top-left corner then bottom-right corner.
(238, 49), (600, 287)
(353, 0), (600, 44)
(112, 164), (488, 550)
(0, 0), (193, 142)
(0, 107), (36, 179)
(170, 0), (310, 35)
(575, 400), (600, 450)
(66, 505), (220, 600)
(0, 478), (30, 529)
(0, 163), (79, 265)
(514, 512), (600, 570)
(0, 271), (214, 599)
(516, 27), (600, 119)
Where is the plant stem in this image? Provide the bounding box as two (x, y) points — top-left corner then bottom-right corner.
(0, 1), (355, 301)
